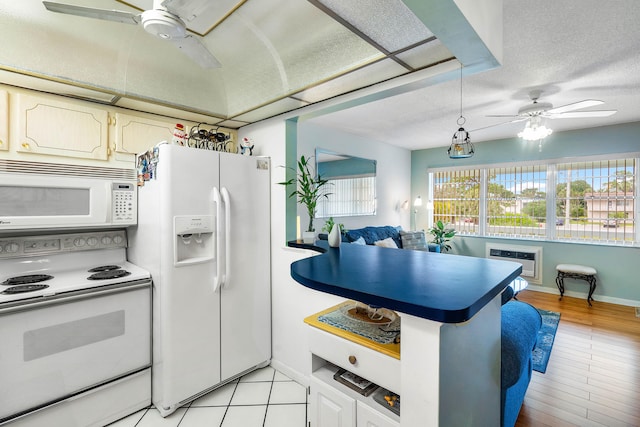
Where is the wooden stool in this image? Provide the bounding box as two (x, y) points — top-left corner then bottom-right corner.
(555, 264), (597, 306)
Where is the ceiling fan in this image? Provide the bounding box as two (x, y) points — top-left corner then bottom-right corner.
(485, 89), (617, 125)
(42, 0), (221, 69)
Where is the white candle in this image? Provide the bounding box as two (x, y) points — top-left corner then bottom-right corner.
(296, 216), (301, 240)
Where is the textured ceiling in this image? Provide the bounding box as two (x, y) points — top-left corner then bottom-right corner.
(0, 0), (460, 129)
(306, 0), (640, 150)
(1, 0), (635, 150)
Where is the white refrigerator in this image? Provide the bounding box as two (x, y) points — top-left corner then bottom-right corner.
(128, 144), (271, 416)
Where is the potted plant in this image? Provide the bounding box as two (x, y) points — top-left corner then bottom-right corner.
(322, 217), (345, 247)
(278, 155), (331, 243)
(429, 220), (457, 252)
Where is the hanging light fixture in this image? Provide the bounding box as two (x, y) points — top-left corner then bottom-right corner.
(448, 64), (474, 159)
(518, 115), (552, 151)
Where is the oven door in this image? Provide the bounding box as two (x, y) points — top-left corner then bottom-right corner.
(0, 280), (151, 423)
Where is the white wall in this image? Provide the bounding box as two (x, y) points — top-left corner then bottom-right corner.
(239, 118), (411, 383)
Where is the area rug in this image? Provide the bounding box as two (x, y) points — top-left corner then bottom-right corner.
(532, 308), (561, 373)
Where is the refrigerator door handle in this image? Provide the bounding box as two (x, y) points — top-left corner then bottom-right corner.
(221, 187), (231, 288)
(212, 186), (222, 293)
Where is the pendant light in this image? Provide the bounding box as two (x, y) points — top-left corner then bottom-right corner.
(447, 64), (474, 159)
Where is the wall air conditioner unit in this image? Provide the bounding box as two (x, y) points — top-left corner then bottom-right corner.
(486, 244), (542, 284)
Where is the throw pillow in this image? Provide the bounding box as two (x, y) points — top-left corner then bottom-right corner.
(351, 236), (366, 245)
(374, 237), (398, 248)
(399, 230), (427, 250)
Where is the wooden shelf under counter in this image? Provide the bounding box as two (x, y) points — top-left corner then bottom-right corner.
(304, 301), (400, 360)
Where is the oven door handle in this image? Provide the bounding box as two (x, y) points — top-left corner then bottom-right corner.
(0, 280), (151, 315)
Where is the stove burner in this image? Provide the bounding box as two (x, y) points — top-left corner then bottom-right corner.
(88, 265), (121, 273)
(1, 274), (54, 286)
(87, 270), (131, 280)
(2, 284), (50, 294)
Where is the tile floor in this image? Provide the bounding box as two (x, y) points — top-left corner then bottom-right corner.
(109, 366), (308, 427)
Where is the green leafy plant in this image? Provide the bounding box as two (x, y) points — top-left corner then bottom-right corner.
(322, 217), (345, 234)
(278, 155), (331, 232)
(429, 220), (457, 252)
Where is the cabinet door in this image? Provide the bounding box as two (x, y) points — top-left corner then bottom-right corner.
(310, 376), (356, 427)
(356, 401), (399, 427)
(114, 113), (175, 155)
(0, 90), (8, 151)
(14, 93), (109, 160)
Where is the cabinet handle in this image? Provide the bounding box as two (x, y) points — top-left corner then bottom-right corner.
(21, 142), (30, 150)
(0, 139), (3, 146)
(348, 355), (357, 365)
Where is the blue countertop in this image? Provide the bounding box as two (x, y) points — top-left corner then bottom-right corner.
(290, 242), (522, 323)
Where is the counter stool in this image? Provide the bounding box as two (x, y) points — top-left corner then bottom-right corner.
(555, 264), (597, 306)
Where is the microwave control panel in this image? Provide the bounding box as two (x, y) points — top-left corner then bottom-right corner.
(112, 182), (137, 224)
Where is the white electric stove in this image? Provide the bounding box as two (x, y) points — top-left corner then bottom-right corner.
(0, 230), (152, 427)
(0, 230), (150, 306)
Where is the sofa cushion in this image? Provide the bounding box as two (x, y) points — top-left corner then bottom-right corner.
(374, 237), (398, 248)
(399, 230), (428, 250)
(351, 236), (366, 245)
(345, 226), (402, 247)
(501, 301), (542, 388)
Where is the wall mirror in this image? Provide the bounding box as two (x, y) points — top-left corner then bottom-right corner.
(315, 149), (377, 218)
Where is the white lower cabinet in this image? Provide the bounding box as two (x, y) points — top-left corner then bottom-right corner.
(357, 401), (398, 427)
(309, 360), (399, 427)
(311, 375), (356, 427)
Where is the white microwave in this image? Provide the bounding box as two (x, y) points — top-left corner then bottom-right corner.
(0, 161), (137, 232)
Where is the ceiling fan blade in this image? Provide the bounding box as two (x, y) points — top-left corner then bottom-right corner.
(486, 114), (521, 118)
(546, 99), (604, 114)
(169, 35), (221, 69)
(43, 1), (140, 25)
(470, 117), (528, 132)
(547, 110), (617, 119)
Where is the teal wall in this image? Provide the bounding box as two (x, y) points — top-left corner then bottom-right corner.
(317, 156), (376, 179)
(411, 121), (640, 304)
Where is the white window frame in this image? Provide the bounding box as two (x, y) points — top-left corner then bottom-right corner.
(427, 153), (640, 246)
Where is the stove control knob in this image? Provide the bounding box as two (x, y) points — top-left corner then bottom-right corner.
(74, 238), (86, 247)
(113, 235), (124, 245)
(86, 237), (98, 246)
(101, 236), (112, 245)
(5, 242), (19, 253)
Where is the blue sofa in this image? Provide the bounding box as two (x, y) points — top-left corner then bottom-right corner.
(319, 225), (440, 251)
(500, 286), (542, 427)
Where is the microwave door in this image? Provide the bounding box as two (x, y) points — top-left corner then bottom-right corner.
(0, 175), (110, 230)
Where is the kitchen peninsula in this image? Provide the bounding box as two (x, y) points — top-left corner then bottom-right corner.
(291, 243), (522, 426)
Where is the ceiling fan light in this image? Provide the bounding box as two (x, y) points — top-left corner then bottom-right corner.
(518, 119), (553, 141)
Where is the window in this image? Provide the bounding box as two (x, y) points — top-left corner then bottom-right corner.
(429, 156), (638, 245)
(432, 169), (480, 234)
(317, 176), (376, 217)
(486, 165), (547, 238)
(556, 159), (636, 244)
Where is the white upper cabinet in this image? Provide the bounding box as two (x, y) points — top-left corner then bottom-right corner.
(114, 113), (176, 155)
(14, 93), (109, 160)
(0, 90), (8, 151)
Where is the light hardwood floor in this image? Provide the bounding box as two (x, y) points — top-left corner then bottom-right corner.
(514, 290), (640, 427)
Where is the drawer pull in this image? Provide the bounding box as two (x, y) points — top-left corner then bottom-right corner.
(22, 142), (30, 150)
(348, 355), (357, 365)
